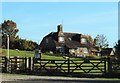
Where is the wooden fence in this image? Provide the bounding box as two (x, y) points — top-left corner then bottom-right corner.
(1, 56), (120, 77)
(33, 58), (107, 75)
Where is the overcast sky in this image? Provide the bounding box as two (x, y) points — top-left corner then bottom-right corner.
(1, 2), (118, 47)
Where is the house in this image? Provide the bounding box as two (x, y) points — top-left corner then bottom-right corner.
(40, 24), (99, 56)
(100, 48), (116, 56)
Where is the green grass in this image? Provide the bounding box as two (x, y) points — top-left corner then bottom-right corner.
(1, 49), (66, 60)
(42, 54), (65, 60)
(2, 49), (34, 57)
(1, 49), (103, 60)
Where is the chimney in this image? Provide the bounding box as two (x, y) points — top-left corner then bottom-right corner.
(79, 34), (82, 44)
(57, 24), (63, 32)
(93, 38), (97, 46)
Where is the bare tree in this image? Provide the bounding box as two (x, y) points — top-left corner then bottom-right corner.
(95, 34), (109, 48)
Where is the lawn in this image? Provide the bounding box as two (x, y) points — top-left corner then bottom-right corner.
(1, 49), (66, 60)
(2, 49), (34, 57)
(1, 49), (102, 60)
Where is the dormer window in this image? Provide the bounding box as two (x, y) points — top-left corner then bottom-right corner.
(81, 38), (87, 44)
(59, 37), (64, 42)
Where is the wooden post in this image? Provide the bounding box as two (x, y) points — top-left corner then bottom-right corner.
(39, 58), (42, 72)
(32, 57), (35, 72)
(104, 58), (107, 73)
(28, 57), (31, 72)
(108, 57), (112, 73)
(25, 57), (27, 72)
(14, 56), (17, 73)
(68, 58), (70, 74)
(5, 56), (8, 72)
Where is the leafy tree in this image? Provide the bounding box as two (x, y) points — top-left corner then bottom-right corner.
(1, 20), (19, 49)
(1, 20), (38, 51)
(1, 20), (18, 36)
(17, 38), (38, 51)
(95, 34), (109, 48)
(114, 40), (120, 60)
(86, 34), (94, 45)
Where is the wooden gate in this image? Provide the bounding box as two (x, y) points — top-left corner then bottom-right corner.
(111, 60), (120, 73)
(1, 56), (8, 73)
(1, 56), (120, 77)
(33, 58), (107, 75)
(8, 57), (27, 73)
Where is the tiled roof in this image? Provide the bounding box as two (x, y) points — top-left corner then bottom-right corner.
(44, 32), (94, 49)
(65, 38), (80, 48)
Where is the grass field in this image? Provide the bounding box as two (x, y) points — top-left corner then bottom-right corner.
(1, 49), (102, 60)
(1, 49), (67, 60)
(2, 49), (34, 57)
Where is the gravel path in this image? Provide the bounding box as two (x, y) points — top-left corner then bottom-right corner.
(1, 73), (120, 83)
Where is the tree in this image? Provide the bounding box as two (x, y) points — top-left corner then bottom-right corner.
(95, 34), (109, 48)
(16, 38), (38, 51)
(86, 34), (94, 45)
(1, 20), (19, 48)
(114, 40), (120, 60)
(1, 20), (38, 51)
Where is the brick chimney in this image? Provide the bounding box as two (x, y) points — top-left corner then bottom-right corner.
(57, 24), (63, 32)
(79, 34), (82, 44)
(93, 38), (97, 46)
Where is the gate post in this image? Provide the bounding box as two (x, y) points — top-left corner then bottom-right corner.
(5, 56), (8, 72)
(32, 57), (35, 72)
(108, 57), (112, 73)
(68, 58), (70, 74)
(28, 57), (31, 72)
(14, 56), (17, 73)
(104, 58), (107, 73)
(24, 57), (27, 72)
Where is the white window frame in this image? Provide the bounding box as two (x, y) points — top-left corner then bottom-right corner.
(59, 37), (64, 42)
(81, 38), (87, 44)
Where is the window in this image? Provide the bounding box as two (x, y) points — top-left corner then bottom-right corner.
(78, 47), (88, 53)
(81, 38), (87, 44)
(59, 37), (64, 42)
(82, 48), (88, 53)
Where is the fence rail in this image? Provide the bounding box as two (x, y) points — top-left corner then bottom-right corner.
(1, 56), (120, 77)
(32, 58), (107, 74)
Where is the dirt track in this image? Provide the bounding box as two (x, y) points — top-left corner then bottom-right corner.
(1, 73), (120, 83)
